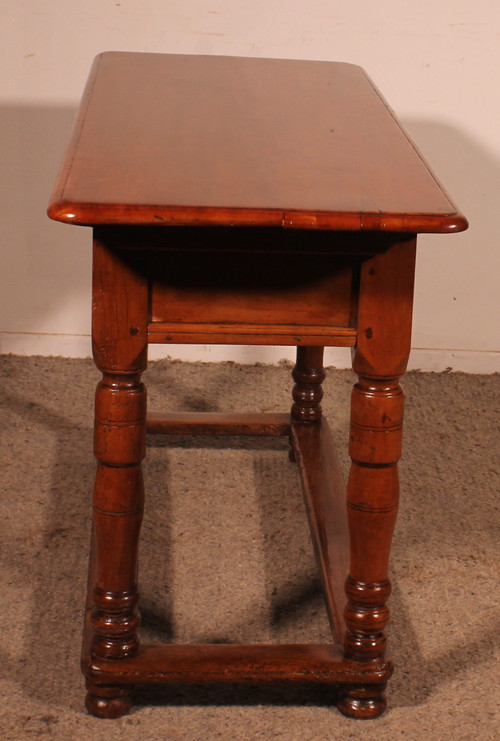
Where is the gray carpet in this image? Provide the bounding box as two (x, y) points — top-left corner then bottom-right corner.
(0, 355), (498, 740)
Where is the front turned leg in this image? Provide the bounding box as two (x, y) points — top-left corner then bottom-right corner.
(85, 371), (146, 718)
(85, 234), (149, 718)
(338, 238), (416, 719)
(338, 376), (403, 718)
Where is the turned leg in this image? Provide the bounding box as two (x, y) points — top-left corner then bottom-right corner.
(338, 238), (417, 719)
(289, 346), (325, 460)
(85, 233), (149, 718)
(338, 376), (403, 718)
(291, 346), (325, 423)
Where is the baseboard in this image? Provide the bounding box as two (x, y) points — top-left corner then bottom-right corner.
(0, 332), (93, 358)
(406, 348), (499, 374)
(1, 332), (498, 373)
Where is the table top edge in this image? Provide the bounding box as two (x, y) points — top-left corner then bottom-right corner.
(47, 200), (468, 234)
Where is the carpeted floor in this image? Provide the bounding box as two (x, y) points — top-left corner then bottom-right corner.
(0, 355), (498, 740)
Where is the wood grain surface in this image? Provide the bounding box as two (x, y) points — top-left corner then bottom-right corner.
(48, 52), (467, 233)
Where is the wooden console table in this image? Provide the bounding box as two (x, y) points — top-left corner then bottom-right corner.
(48, 52), (467, 719)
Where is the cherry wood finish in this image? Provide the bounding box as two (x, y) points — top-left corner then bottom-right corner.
(48, 53), (467, 721)
(85, 641), (390, 686)
(146, 411), (290, 437)
(48, 52), (467, 234)
(340, 237), (417, 718)
(290, 418), (349, 644)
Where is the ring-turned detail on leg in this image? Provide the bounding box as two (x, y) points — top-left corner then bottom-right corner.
(338, 377), (402, 718)
(338, 239), (416, 719)
(291, 346), (326, 424)
(289, 346), (325, 461)
(84, 237), (149, 718)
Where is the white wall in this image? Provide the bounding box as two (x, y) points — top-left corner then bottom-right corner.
(2, 1), (499, 372)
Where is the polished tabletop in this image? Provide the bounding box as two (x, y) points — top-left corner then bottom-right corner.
(48, 52), (467, 233)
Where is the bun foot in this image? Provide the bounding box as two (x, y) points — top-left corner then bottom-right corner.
(85, 682), (132, 719)
(338, 683), (387, 719)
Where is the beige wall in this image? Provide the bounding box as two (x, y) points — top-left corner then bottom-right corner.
(2, 1), (499, 371)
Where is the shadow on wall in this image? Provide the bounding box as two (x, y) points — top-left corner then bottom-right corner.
(0, 104), (91, 350)
(402, 118), (500, 354)
(402, 118), (494, 221)
(402, 118), (500, 258)
(0, 107), (499, 356)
